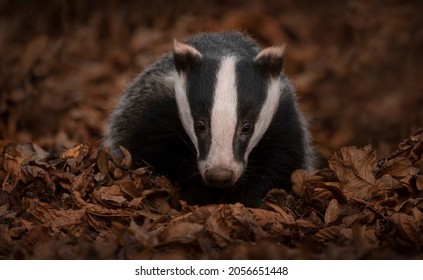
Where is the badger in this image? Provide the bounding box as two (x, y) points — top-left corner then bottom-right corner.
(104, 32), (314, 207)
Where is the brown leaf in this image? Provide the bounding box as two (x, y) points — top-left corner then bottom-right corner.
(117, 175), (141, 198)
(321, 182), (348, 203)
(324, 199), (340, 225)
(205, 203), (267, 247)
(351, 223), (378, 255)
(26, 198), (85, 228)
(394, 198), (423, 213)
(60, 144), (85, 159)
(0, 224), (13, 253)
(371, 174), (402, 205)
(378, 157), (420, 178)
(291, 169), (324, 197)
(96, 148), (110, 177)
(21, 165), (55, 190)
(390, 212), (423, 245)
(410, 134), (423, 161)
(159, 222), (203, 244)
(250, 207), (299, 235)
(415, 175), (423, 191)
(264, 201), (296, 225)
(128, 219), (159, 247)
(315, 226), (352, 242)
(2, 143), (49, 192)
(291, 169), (308, 196)
(92, 188), (128, 208)
(119, 145), (132, 169)
(375, 174), (402, 190)
(329, 145), (376, 200)
(313, 187), (333, 200)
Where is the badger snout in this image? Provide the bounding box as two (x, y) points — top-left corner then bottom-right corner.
(204, 167), (234, 188)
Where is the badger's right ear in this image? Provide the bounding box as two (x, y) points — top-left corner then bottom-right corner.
(173, 40), (203, 73)
(254, 45), (285, 77)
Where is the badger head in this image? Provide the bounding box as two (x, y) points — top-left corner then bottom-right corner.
(173, 40), (285, 188)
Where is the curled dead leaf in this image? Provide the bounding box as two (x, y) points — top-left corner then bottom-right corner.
(264, 201), (296, 225)
(414, 175), (423, 191)
(119, 146), (132, 169)
(92, 188), (128, 208)
(315, 226), (352, 242)
(60, 144), (85, 159)
(324, 199), (340, 225)
(329, 145), (376, 200)
(351, 223), (378, 256)
(159, 222), (204, 244)
(205, 203), (267, 247)
(321, 182), (348, 203)
(291, 169), (324, 197)
(26, 198), (85, 228)
(390, 212), (423, 245)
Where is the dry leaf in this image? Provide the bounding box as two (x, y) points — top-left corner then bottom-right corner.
(375, 174), (402, 190)
(324, 199), (340, 225)
(26, 199), (85, 228)
(351, 223), (377, 255)
(264, 201), (296, 225)
(329, 146), (376, 200)
(390, 212), (423, 245)
(205, 203), (267, 247)
(291, 169), (324, 197)
(415, 175), (423, 191)
(159, 222), (204, 244)
(315, 226), (352, 242)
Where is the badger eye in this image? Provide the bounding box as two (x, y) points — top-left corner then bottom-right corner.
(241, 123), (253, 134)
(196, 121), (206, 132)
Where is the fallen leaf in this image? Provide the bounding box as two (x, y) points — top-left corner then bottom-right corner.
(390, 212), (423, 245)
(375, 174), (402, 190)
(264, 201), (296, 225)
(159, 222), (204, 244)
(315, 226), (352, 242)
(291, 169), (324, 197)
(415, 175), (423, 191)
(324, 199), (340, 225)
(205, 203), (268, 247)
(351, 223), (377, 256)
(26, 198), (86, 228)
(92, 188), (128, 207)
(60, 144), (85, 159)
(329, 146), (376, 200)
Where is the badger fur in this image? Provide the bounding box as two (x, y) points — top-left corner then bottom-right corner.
(104, 32), (314, 207)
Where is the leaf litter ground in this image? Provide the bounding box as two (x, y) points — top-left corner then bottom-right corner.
(1, 129), (422, 259)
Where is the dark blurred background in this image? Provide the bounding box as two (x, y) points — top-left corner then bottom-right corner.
(1, 0), (422, 162)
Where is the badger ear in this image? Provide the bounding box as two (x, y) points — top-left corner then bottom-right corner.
(173, 40), (203, 73)
(254, 45), (285, 77)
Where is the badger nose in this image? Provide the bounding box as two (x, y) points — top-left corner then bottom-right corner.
(204, 167), (234, 188)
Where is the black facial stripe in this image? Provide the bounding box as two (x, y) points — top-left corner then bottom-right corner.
(186, 56), (220, 161)
(233, 59), (267, 162)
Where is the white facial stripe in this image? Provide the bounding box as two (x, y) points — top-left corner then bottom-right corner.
(198, 56), (244, 181)
(245, 78), (283, 160)
(174, 72), (199, 155)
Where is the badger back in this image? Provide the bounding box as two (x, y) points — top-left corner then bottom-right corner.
(172, 35), (291, 188)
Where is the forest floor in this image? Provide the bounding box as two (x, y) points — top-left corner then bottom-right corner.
(0, 0), (422, 259)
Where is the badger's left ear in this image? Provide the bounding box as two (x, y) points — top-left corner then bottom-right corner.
(254, 45), (285, 77)
(173, 40), (203, 73)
